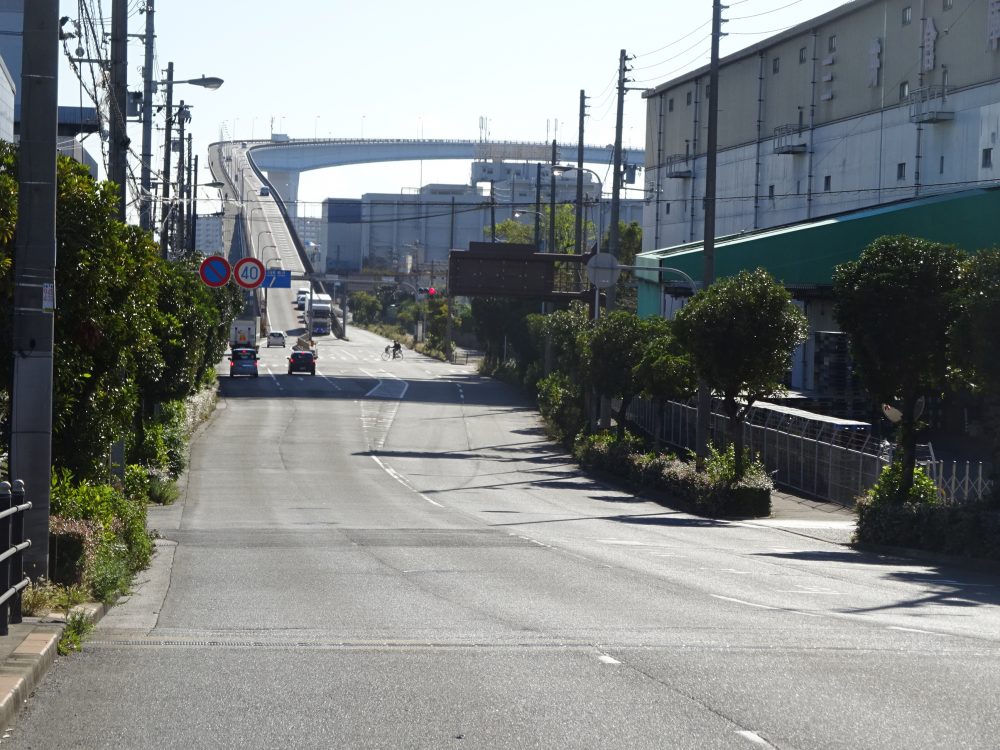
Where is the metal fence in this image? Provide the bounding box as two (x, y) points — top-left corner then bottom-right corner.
(626, 398), (993, 506)
(0, 480), (31, 636)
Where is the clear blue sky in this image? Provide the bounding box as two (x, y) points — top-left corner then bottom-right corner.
(57, 0), (848, 215)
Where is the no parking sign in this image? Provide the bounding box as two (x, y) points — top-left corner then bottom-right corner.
(199, 255), (231, 287)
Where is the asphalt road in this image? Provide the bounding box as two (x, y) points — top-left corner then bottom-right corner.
(5, 309), (999, 749)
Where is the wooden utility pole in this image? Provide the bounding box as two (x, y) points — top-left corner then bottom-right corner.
(607, 49), (628, 310)
(109, 0), (128, 221)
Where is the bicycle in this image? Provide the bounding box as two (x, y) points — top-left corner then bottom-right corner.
(380, 348), (404, 361)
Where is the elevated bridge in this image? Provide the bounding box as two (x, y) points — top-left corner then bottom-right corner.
(229, 137), (645, 205)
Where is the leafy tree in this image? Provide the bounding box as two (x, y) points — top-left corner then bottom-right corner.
(580, 310), (660, 439)
(951, 248), (1000, 499)
(348, 290), (380, 324)
(674, 268), (808, 478)
(633, 319), (697, 445)
(470, 296), (538, 371)
(833, 235), (966, 501)
(526, 300), (592, 379)
(492, 204), (584, 253)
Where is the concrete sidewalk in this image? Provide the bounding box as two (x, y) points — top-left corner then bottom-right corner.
(0, 601), (108, 732)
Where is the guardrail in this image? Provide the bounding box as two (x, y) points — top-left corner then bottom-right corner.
(0, 481), (32, 636)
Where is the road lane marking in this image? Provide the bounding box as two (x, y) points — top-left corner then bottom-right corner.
(887, 626), (943, 635)
(597, 653), (620, 665)
(371, 455), (442, 507)
(316, 370), (342, 390)
(736, 730), (775, 747)
(711, 595), (779, 610)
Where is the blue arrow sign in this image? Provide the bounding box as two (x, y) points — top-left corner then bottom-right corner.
(262, 269), (292, 288)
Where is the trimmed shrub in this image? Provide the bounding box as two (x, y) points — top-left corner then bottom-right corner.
(48, 517), (101, 586)
(856, 500), (1000, 561)
(537, 373), (586, 443)
(866, 461), (941, 506)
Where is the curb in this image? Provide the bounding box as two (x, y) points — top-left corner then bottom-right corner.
(851, 542), (1000, 575)
(0, 601), (109, 732)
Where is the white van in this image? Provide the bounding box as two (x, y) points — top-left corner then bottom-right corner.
(296, 287), (311, 310)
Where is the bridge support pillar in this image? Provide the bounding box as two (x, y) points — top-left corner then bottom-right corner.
(265, 170), (300, 212)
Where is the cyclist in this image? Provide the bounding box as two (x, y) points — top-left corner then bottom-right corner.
(392, 340), (402, 359)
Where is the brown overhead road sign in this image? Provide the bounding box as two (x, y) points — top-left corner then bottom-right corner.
(449, 242), (591, 301)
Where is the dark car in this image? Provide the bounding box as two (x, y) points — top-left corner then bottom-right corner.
(229, 348), (259, 378)
(288, 350), (316, 375)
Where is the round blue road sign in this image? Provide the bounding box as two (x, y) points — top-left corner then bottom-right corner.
(199, 255), (231, 287)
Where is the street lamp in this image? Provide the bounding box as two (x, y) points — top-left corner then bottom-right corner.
(262, 252), (280, 319)
(146, 62), (223, 252)
(257, 229), (272, 255)
(552, 165), (604, 255)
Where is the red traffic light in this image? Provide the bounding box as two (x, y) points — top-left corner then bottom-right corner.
(427, 287), (436, 296)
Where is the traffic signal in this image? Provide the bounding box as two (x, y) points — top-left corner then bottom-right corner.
(427, 287), (436, 297)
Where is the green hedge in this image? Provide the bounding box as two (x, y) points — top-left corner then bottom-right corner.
(573, 431), (772, 518)
(856, 499), (1000, 561)
(853, 463), (1000, 561)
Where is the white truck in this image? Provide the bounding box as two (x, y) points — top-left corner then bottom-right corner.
(305, 293), (333, 335)
(229, 318), (257, 350)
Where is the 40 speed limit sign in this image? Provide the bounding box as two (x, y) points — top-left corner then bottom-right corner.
(233, 257), (266, 289)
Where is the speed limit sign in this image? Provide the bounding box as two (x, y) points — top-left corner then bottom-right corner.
(233, 257), (265, 289)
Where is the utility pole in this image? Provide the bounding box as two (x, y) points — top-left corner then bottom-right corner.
(695, 0), (725, 470)
(139, 0), (155, 232)
(533, 163), (541, 249)
(11, 0), (59, 578)
(185, 133), (193, 251)
(575, 90), (586, 255)
(607, 48), (628, 310)
(158, 62), (174, 258)
(549, 139), (557, 253)
(109, 0), (128, 221)
(190, 153), (199, 253)
(175, 110), (187, 253)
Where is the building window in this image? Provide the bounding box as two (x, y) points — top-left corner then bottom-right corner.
(984, 148), (994, 168)
(939, 155), (945, 174)
(768, 184), (775, 199)
(943, 0), (952, 10)
(899, 81), (910, 100)
(902, 6), (912, 24)
(668, 98), (674, 112)
(798, 109), (805, 129)
(686, 91), (692, 106)
(799, 46), (807, 63)
(897, 162), (907, 180)
(772, 57), (780, 74)
(828, 34), (837, 53)
(706, 84), (712, 99)
(664, 202), (671, 215)
(796, 180), (801, 195)
(823, 175), (832, 192)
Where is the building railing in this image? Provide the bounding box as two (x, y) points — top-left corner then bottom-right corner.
(0, 480), (32, 636)
(663, 154), (693, 178)
(773, 124), (808, 154)
(626, 399), (993, 506)
(907, 85), (953, 123)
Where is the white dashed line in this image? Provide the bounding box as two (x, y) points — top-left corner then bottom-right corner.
(597, 653), (620, 665)
(887, 626), (942, 635)
(371, 455), (442, 507)
(735, 730), (775, 747)
(711, 594), (779, 610)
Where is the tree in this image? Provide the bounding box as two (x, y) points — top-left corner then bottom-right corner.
(348, 290), (380, 324)
(674, 268), (808, 478)
(633, 320), (697, 445)
(492, 204), (584, 253)
(951, 248), (1000, 499)
(581, 310), (659, 439)
(833, 235), (966, 501)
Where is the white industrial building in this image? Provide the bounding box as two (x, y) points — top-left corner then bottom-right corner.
(324, 161), (643, 274)
(641, 0), (1000, 250)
